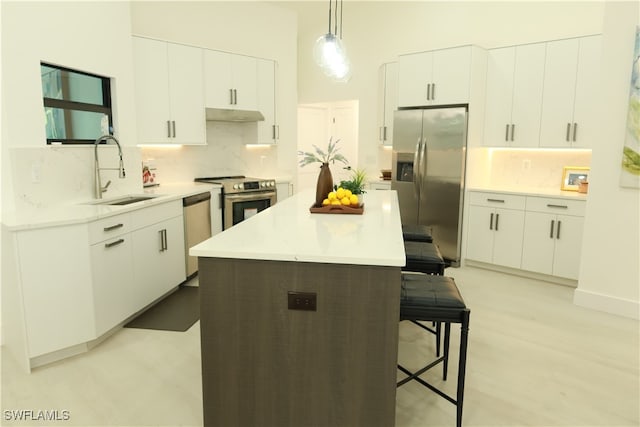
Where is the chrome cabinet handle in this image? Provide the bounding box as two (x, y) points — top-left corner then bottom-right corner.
(431, 83), (435, 100)
(549, 220), (555, 239)
(383, 126), (387, 141)
(172, 121), (176, 138)
(489, 212), (494, 230)
(273, 125), (278, 140)
(103, 223), (124, 232)
(159, 229), (168, 251)
(511, 124), (515, 141)
(505, 124), (510, 141)
(547, 204), (568, 209)
(556, 220), (561, 239)
(105, 238), (124, 248)
(233, 89), (238, 105)
(487, 198), (505, 203)
(167, 120), (171, 138)
(427, 83), (431, 100)
(229, 89), (234, 105)
(495, 213), (500, 231)
(573, 123), (578, 142)
(566, 123), (571, 142)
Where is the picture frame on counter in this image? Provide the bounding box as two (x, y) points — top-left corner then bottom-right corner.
(561, 166), (590, 191)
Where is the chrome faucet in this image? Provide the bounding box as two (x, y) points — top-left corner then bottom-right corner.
(94, 134), (126, 199)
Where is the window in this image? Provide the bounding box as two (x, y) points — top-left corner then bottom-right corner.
(41, 63), (113, 144)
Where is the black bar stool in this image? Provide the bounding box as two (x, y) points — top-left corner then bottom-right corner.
(398, 273), (470, 427)
(404, 240), (445, 275)
(402, 224), (433, 243)
(402, 239), (446, 355)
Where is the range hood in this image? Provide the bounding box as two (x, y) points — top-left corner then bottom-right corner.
(205, 108), (265, 122)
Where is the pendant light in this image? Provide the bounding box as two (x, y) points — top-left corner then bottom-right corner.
(313, 0), (351, 82)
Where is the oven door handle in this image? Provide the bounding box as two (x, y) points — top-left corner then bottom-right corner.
(225, 191), (276, 202)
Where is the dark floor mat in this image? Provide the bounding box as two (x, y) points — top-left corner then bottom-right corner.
(124, 286), (199, 332)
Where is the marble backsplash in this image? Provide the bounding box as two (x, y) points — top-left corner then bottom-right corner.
(467, 147), (592, 192)
(8, 146), (143, 210)
(139, 121), (280, 183)
(6, 141), (592, 212)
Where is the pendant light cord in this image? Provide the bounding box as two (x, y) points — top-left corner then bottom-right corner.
(339, 0), (343, 39)
(327, 0), (332, 35)
(334, 0), (338, 37)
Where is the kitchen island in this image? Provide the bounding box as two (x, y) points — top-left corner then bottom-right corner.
(190, 189), (405, 427)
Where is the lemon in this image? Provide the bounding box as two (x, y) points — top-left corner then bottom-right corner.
(327, 191), (337, 200)
(349, 194), (359, 205)
(331, 200), (341, 205)
(322, 198), (330, 205)
(341, 196), (351, 206)
(344, 189), (352, 198)
(336, 187), (345, 199)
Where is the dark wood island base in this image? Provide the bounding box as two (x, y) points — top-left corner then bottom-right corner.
(199, 257), (401, 427)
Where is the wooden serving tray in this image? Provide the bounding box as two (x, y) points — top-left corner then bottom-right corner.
(309, 203), (364, 215)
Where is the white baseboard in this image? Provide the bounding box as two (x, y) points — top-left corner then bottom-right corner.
(573, 288), (640, 320)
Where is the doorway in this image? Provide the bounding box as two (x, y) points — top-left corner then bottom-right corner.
(297, 100), (359, 193)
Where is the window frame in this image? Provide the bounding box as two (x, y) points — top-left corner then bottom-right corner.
(41, 62), (114, 145)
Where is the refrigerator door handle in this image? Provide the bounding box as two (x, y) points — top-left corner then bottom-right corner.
(420, 137), (427, 190)
(413, 138), (422, 196)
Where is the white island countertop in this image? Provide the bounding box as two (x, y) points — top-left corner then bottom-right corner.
(190, 189), (406, 267)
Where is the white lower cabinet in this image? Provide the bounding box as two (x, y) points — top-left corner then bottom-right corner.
(276, 181), (293, 201)
(370, 181), (392, 190)
(132, 215), (186, 312)
(210, 187), (223, 236)
(14, 225), (95, 358)
(6, 200), (187, 369)
(91, 232), (136, 336)
(521, 197), (585, 279)
(466, 194), (526, 269)
(466, 191), (586, 281)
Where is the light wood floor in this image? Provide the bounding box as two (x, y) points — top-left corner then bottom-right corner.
(2, 265), (638, 426)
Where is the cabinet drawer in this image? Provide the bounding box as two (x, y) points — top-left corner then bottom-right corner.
(468, 192), (526, 210)
(525, 197), (586, 216)
(130, 199), (183, 229)
(89, 213), (130, 245)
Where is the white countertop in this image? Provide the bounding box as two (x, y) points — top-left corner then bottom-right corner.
(467, 186), (588, 200)
(190, 189), (406, 267)
(2, 182), (219, 231)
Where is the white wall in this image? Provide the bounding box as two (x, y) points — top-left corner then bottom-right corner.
(0, 1), (140, 211)
(130, 1), (298, 183)
(284, 0), (605, 176)
(291, 1), (639, 319)
(574, 1), (640, 319)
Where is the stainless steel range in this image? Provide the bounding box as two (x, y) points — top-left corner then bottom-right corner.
(195, 176), (277, 230)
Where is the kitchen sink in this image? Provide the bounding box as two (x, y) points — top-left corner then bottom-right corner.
(87, 195), (159, 206)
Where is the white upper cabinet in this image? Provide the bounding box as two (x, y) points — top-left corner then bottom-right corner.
(257, 58), (278, 144)
(539, 35), (602, 148)
(377, 62), (398, 146)
(132, 37), (206, 145)
(398, 46), (473, 107)
(483, 43), (546, 147)
(204, 50), (258, 111)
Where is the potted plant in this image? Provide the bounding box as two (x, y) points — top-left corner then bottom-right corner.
(298, 137), (349, 206)
(337, 168), (367, 195)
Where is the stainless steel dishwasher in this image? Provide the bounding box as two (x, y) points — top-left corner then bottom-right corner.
(183, 192), (212, 278)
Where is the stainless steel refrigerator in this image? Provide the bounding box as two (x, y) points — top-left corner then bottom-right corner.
(391, 107), (467, 266)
